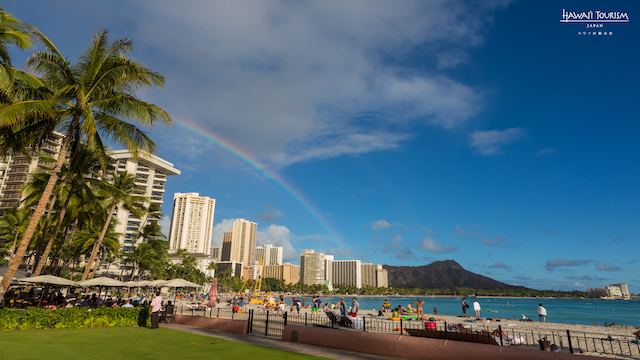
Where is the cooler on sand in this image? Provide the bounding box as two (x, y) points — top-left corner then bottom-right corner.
(425, 321), (436, 330)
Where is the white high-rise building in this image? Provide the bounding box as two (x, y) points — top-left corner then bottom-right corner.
(300, 250), (325, 286)
(0, 132), (65, 216)
(255, 244), (283, 265)
(109, 150), (180, 254)
(332, 260), (362, 289)
(228, 219), (257, 266)
(168, 192), (216, 255)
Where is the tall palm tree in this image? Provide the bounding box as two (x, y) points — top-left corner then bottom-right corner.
(75, 219), (120, 279)
(82, 171), (145, 280)
(0, 28), (171, 297)
(28, 143), (103, 276)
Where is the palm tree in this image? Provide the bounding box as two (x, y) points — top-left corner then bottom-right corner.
(0, 207), (30, 265)
(74, 218), (121, 279)
(0, 7), (42, 92)
(82, 171), (146, 280)
(0, 28), (171, 297)
(27, 144), (104, 276)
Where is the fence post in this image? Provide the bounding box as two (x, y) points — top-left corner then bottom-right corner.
(567, 330), (573, 354)
(265, 310), (269, 336)
(445, 321), (448, 340)
(284, 311), (288, 327)
(217, 307), (220, 318)
(305, 312), (307, 327)
(363, 316), (366, 332)
(498, 325), (504, 346)
(249, 310), (253, 334)
(400, 318), (403, 335)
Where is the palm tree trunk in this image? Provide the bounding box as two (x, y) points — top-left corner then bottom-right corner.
(33, 188), (74, 277)
(0, 127), (72, 299)
(33, 194), (57, 271)
(82, 203), (117, 281)
(8, 232), (19, 265)
(47, 224), (69, 275)
(58, 218), (78, 278)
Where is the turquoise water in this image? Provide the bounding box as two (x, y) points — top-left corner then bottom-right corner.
(295, 296), (640, 327)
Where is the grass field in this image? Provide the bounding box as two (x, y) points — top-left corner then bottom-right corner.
(0, 327), (329, 360)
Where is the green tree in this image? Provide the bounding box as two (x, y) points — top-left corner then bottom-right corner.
(0, 207), (31, 265)
(82, 171), (146, 280)
(0, 28), (170, 298)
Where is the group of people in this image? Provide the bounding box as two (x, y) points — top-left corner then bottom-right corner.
(462, 297), (548, 322)
(379, 298), (427, 319)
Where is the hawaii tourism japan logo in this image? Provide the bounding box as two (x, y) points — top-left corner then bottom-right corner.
(560, 9), (629, 36)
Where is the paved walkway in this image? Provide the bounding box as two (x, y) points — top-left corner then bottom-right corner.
(162, 323), (404, 360)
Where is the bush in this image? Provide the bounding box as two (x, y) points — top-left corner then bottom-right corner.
(0, 307), (147, 331)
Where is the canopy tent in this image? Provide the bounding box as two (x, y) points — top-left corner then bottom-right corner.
(18, 275), (78, 286)
(77, 277), (125, 287)
(164, 278), (201, 288)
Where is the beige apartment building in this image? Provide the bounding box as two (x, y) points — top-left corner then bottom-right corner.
(361, 263), (389, 288)
(168, 192), (216, 255)
(228, 219), (257, 266)
(300, 250), (330, 286)
(262, 263), (300, 284)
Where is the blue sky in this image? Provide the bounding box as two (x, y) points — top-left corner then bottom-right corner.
(6, 1), (639, 292)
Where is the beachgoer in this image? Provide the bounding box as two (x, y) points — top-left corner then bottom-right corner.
(313, 296), (322, 319)
(383, 299), (392, 317)
(323, 303), (331, 312)
(461, 298), (469, 317)
(350, 297), (359, 317)
(150, 291), (163, 329)
(411, 299), (425, 320)
(537, 303), (547, 322)
(122, 300), (134, 308)
(291, 298), (298, 316)
(340, 298), (347, 316)
(278, 298), (285, 316)
(433, 307), (438, 315)
(473, 299), (481, 319)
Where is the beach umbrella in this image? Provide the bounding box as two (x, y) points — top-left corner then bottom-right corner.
(147, 279), (169, 287)
(133, 280), (151, 287)
(18, 275), (78, 286)
(164, 278), (201, 288)
(207, 278), (218, 307)
(78, 277), (125, 287)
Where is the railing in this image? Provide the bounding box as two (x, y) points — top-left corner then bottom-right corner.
(2, 193), (21, 199)
(3, 184), (23, 191)
(7, 167), (28, 174)
(11, 159), (30, 165)
(5, 175), (27, 182)
(175, 305), (640, 358)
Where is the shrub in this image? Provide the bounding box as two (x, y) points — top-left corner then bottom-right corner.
(0, 307), (148, 331)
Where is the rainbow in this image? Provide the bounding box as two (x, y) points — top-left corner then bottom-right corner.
(172, 118), (343, 245)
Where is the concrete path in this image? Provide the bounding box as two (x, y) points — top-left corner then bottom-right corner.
(162, 323), (404, 360)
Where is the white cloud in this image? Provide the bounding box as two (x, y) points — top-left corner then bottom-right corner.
(418, 237), (459, 253)
(369, 219), (403, 230)
(257, 224), (299, 261)
(122, 0), (511, 167)
(468, 127), (527, 155)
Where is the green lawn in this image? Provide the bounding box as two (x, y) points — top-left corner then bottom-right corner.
(0, 327), (329, 360)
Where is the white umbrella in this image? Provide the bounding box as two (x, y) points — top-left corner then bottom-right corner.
(132, 280), (151, 287)
(147, 279), (168, 287)
(78, 277), (126, 287)
(164, 278), (202, 288)
(18, 275), (78, 286)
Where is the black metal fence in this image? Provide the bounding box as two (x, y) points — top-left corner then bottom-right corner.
(176, 306), (640, 357)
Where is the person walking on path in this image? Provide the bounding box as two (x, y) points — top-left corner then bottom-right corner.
(350, 297), (360, 317)
(538, 303), (547, 322)
(150, 291), (163, 329)
(473, 299), (481, 319)
(462, 298), (469, 317)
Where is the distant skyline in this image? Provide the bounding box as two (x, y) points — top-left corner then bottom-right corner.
(5, 1), (638, 292)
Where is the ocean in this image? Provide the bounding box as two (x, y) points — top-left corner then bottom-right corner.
(292, 296), (640, 327)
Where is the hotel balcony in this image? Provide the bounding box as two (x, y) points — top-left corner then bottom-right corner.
(5, 175), (27, 183)
(1, 193), (22, 200)
(2, 184), (23, 192)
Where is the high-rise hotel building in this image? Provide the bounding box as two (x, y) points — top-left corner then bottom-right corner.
(332, 260), (362, 288)
(109, 150), (180, 253)
(255, 244), (283, 265)
(0, 131), (65, 216)
(220, 219), (257, 265)
(300, 250), (333, 287)
(168, 192), (216, 255)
